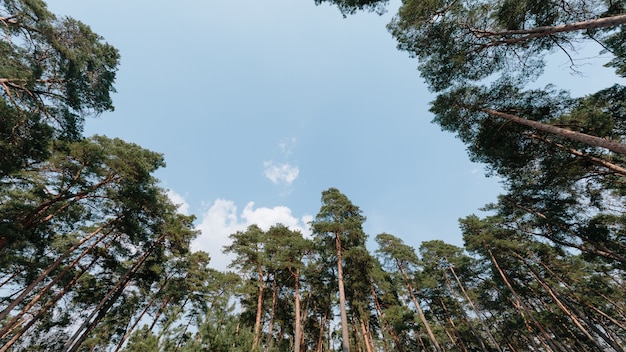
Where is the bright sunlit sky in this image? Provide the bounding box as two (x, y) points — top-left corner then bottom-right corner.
(47, 0), (618, 271)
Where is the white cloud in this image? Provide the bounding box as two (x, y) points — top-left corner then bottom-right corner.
(166, 189), (190, 215)
(263, 161), (300, 185)
(279, 137), (296, 155)
(192, 199), (312, 271)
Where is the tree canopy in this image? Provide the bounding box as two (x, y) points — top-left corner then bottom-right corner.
(3, 0), (626, 351)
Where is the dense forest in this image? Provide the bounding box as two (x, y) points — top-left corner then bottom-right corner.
(2, 0), (626, 350)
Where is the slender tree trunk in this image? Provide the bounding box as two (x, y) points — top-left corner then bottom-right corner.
(441, 295), (475, 352)
(64, 233), (163, 352)
(0, 234), (118, 351)
(482, 108), (626, 155)
(293, 268), (302, 352)
(539, 261), (626, 329)
(252, 267), (265, 350)
(67, 277), (133, 352)
(369, 283), (396, 352)
(0, 226), (113, 339)
(114, 272), (173, 352)
(335, 234), (351, 352)
(396, 259), (442, 352)
(447, 263), (502, 352)
(526, 132), (626, 176)
(487, 247), (560, 352)
(359, 317), (374, 352)
(149, 296), (172, 332)
(435, 298), (461, 350)
(0, 223), (111, 323)
(477, 14), (626, 39)
(350, 316), (360, 352)
(0, 271), (19, 289)
(265, 274), (278, 352)
(440, 269), (485, 352)
(519, 257), (621, 351)
(173, 316), (195, 352)
(316, 305), (329, 352)
(0, 264), (94, 352)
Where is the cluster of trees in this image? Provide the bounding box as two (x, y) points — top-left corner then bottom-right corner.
(2, 0), (626, 350)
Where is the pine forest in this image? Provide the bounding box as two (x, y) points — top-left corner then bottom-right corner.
(2, 0), (626, 351)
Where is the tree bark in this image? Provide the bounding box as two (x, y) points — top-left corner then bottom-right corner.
(447, 262), (502, 352)
(252, 267), (265, 350)
(336, 234), (351, 352)
(479, 14), (626, 38)
(293, 268), (302, 352)
(265, 275), (278, 352)
(63, 233), (164, 352)
(526, 132), (626, 176)
(441, 267), (488, 352)
(0, 226), (113, 340)
(113, 272), (173, 352)
(0, 234), (117, 351)
(0, 223), (111, 323)
(396, 259), (442, 352)
(487, 247), (559, 352)
(482, 108), (626, 155)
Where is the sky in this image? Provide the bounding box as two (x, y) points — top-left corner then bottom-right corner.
(46, 0), (619, 271)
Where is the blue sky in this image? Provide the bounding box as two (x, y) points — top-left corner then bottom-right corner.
(47, 1), (618, 270)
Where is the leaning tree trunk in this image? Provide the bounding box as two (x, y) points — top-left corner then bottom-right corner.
(114, 271), (174, 352)
(447, 261), (503, 352)
(0, 248), (105, 352)
(482, 108), (626, 155)
(518, 255), (621, 351)
(440, 269), (487, 352)
(476, 14), (626, 47)
(395, 259), (442, 352)
(64, 233), (163, 352)
(0, 222), (112, 324)
(486, 247), (560, 352)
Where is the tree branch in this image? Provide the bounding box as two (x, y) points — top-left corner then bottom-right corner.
(482, 108), (626, 155)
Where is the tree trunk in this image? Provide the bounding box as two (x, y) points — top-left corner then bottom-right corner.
(293, 268), (302, 352)
(252, 267), (265, 350)
(316, 305), (329, 352)
(440, 269), (486, 352)
(369, 283), (394, 352)
(114, 272), (173, 352)
(0, 223), (111, 323)
(396, 259), (442, 352)
(519, 255), (621, 351)
(149, 296), (172, 332)
(359, 317), (374, 352)
(482, 108), (626, 155)
(336, 234), (351, 352)
(68, 277), (133, 352)
(0, 226), (113, 340)
(487, 247), (561, 352)
(0, 233), (117, 351)
(526, 132), (626, 176)
(63, 233), (163, 352)
(479, 14), (626, 39)
(447, 262), (502, 352)
(265, 274), (278, 352)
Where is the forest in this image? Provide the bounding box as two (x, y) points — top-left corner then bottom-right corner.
(2, 0), (626, 351)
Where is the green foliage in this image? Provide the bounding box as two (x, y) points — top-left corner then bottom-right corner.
(5, 0), (626, 350)
(314, 0), (388, 16)
(0, 0), (119, 176)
